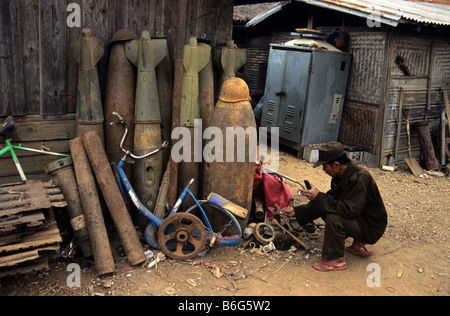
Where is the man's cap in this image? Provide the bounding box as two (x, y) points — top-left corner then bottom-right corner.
(313, 142), (345, 168)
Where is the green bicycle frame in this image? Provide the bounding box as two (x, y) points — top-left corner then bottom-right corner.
(0, 138), (70, 182)
(0, 139), (27, 181)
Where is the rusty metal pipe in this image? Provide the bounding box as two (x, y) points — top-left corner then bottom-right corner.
(45, 157), (92, 258)
(82, 131), (146, 266)
(69, 138), (115, 276)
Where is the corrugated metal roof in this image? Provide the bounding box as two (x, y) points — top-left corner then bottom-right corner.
(245, 2), (288, 27)
(296, 0), (450, 26)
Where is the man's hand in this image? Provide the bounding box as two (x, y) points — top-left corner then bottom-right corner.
(280, 205), (295, 217)
(299, 183), (319, 201)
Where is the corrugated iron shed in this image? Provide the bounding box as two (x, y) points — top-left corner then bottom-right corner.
(294, 0), (450, 26)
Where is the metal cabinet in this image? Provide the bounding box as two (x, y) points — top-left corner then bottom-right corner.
(261, 38), (352, 153)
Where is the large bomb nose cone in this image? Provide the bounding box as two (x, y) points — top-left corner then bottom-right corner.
(110, 28), (138, 43)
(218, 77), (251, 103)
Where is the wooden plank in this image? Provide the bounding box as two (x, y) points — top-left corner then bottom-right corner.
(444, 89), (450, 132)
(0, 212), (45, 234)
(0, 248), (41, 267)
(0, 234), (21, 247)
(0, 181), (66, 207)
(185, 0), (199, 39)
(4, 120), (77, 142)
(0, 220), (61, 255)
(127, 0), (150, 36)
(152, 0), (169, 37)
(0, 244), (59, 268)
(0, 257), (49, 278)
(20, 0), (41, 115)
(66, 0), (83, 114)
(0, 154), (66, 179)
(107, 0), (126, 36)
(40, 0), (67, 115)
(0, 181), (54, 216)
(211, 0), (234, 45)
(394, 88), (404, 161)
(0, 174), (50, 186)
(0, 1), (26, 116)
(0, 211), (45, 225)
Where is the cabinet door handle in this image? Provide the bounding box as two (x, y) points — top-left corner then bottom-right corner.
(275, 91), (286, 97)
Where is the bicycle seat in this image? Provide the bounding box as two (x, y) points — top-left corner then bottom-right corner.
(0, 116), (15, 136)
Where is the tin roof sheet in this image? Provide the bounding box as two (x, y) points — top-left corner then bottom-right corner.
(296, 0), (450, 26)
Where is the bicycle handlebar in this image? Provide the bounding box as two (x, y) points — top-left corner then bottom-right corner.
(111, 111), (169, 160)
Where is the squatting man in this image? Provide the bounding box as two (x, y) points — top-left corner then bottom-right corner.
(281, 142), (387, 271)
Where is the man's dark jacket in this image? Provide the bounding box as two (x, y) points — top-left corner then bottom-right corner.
(311, 161), (388, 244)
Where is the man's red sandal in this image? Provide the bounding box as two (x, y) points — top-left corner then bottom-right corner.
(312, 259), (348, 272)
(346, 246), (375, 257)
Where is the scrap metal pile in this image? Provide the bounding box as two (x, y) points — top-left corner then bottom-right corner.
(0, 23), (308, 278)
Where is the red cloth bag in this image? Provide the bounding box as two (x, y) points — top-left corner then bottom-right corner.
(254, 164), (293, 220)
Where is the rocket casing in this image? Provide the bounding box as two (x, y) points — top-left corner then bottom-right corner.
(213, 40), (247, 93)
(178, 38), (211, 201)
(126, 32), (167, 224)
(180, 37), (211, 127)
(71, 27), (105, 145)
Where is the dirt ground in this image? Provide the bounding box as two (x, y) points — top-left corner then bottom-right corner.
(1, 148), (449, 297)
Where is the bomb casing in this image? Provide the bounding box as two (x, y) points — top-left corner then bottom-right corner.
(104, 29), (138, 181)
(178, 37), (211, 201)
(202, 78), (256, 230)
(71, 27), (105, 145)
(126, 31), (168, 224)
(213, 40), (246, 93)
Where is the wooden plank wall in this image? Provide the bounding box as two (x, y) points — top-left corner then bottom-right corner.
(0, 0), (234, 184)
(0, 0), (234, 117)
(381, 34), (450, 166)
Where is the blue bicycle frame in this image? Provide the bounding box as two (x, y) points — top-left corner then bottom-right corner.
(117, 159), (242, 249)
